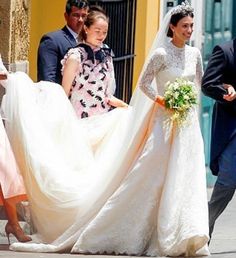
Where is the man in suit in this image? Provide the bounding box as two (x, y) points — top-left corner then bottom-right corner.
(202, 39), (236, 240)
(37, 0), (89, 84)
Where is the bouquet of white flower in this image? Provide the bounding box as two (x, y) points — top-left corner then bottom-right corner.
(164, 77), (197, 127)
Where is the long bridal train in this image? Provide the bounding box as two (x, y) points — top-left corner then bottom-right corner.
(1, 72), (209, 256)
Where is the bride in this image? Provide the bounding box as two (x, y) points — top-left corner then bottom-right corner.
(0, 1), (209, 256)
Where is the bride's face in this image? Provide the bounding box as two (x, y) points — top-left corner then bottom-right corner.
(170, 15), (194, 43)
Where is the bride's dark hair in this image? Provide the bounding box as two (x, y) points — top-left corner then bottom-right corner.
(167, 10), (194, 38)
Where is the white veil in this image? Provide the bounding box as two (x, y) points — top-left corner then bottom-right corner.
(129, 0), (193, 135)
(126, 8), (173, 138)
(93, 8), (176, 193)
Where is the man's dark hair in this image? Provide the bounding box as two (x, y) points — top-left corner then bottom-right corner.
(66, 0), (89, 14)
(89, 5), (106, 15)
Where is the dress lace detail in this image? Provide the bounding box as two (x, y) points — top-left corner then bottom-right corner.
(139, 41), (203, 100)
(138, 48), (165, 100)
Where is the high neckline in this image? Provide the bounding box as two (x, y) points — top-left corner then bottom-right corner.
(169, 41), (186, 50)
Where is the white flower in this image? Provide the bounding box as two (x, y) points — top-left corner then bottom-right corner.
(163, 77), (197, 127)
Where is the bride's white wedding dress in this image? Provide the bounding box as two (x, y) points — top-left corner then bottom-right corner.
(0, 40), (209, 256)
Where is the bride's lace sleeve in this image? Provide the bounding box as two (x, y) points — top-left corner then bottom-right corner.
(138, 50), (165, 101)
(195, 48), (203, 88)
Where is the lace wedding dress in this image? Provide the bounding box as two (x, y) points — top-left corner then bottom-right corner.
(71, 41), (210, 256)
(1, 40), (209, 256)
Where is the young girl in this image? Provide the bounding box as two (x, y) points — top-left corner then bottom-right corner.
(62, 8), (127, 119)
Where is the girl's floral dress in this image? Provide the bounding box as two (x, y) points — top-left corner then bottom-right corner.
(62, 43), (116, 119)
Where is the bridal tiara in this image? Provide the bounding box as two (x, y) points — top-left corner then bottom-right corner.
(171, 0), (194, 15)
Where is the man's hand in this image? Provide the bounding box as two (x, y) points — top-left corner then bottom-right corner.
(0, 72), (7, 80)
(223, 84), (236, 101)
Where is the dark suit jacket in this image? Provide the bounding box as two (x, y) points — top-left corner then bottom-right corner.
(202, 39), (236, 175)
(37, 26), (77, 85)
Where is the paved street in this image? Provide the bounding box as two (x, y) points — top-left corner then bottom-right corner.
(207, 188), (236, 258)
(0, 188), (236, 258)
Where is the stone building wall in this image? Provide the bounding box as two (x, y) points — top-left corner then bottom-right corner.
(0, 0), (30, 100)
(0, 0), (30, 72)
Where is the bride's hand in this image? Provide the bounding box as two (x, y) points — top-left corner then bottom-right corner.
(155, 95), (165, 107)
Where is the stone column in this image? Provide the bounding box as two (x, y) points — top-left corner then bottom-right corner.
(0, 0), (31, 222)
(0, 0), (31, 72)
(0, 0), (31, 99)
